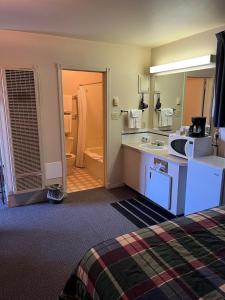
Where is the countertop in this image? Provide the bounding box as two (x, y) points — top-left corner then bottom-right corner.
(122, 142), (188, 166)
(190, 155), (225, 168)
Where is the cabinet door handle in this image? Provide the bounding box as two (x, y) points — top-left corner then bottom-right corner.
(149, 172), (151, 179)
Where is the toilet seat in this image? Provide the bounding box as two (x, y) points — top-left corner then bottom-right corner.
(66, 153), (75, 159)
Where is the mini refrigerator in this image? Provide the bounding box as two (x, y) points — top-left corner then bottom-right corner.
(185, 156), (225, 215)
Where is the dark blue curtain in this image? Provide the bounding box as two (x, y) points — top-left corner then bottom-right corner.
(213, 31), (225, 127)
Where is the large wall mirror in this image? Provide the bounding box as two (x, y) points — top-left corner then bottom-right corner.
(150, 67), (215, 132)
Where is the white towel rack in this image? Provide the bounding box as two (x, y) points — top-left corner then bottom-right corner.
(155, 108), (176, 112)
(121, 109), (145, 113)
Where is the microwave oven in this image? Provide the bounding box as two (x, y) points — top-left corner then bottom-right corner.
(168, 134), (213, 159)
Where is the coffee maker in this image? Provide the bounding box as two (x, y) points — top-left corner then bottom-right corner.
(189, 117), (206, 137)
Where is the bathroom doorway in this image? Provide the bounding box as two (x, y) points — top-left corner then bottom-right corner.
(60, 69), (106, 193)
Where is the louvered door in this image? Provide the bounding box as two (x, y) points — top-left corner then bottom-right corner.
(5, 69), (43, 193)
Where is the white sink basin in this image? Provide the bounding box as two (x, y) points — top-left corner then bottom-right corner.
(140, 143), (168, 150)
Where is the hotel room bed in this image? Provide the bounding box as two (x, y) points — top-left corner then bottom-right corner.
(59, 206), (225, 300)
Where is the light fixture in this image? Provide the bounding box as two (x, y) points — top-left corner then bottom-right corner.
(150, 55), (215, 74)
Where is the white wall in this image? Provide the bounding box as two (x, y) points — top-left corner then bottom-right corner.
(0, 30), (150, 188)
(151, 25), (225, 65)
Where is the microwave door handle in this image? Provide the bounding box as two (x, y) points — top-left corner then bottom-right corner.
(184, 141), (190, 158)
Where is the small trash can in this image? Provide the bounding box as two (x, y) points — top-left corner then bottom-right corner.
(47, 184), (64, 204)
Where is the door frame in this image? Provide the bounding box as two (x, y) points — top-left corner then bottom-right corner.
(0, 69), (14, 197)
(56, 64), (110, 193)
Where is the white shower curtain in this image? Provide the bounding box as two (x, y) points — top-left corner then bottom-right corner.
(76, 86), (87, 167)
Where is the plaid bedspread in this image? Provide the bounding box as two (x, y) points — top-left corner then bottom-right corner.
(59, 206), (225, 300)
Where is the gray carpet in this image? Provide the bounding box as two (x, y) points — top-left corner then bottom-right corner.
(0, 186), (138, 300)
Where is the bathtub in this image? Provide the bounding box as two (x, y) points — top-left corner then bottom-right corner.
(84, 147), (104, 181)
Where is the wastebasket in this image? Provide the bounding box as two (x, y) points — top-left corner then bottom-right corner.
(47, 184), (64, 204)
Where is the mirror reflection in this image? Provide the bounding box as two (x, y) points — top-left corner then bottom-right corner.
(151, 68), (215, 132)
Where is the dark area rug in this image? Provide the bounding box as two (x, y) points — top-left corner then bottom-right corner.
(111, 195), (175, 228)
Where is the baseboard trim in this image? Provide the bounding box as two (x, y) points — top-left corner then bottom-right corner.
(7, 182), (125, 207)
(8, 189), (48, 208)
(106, 182), (125, 189)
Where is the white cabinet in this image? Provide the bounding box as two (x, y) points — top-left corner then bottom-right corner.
(145, 168), (172, 210)
(123, 147), (153, 195)
(185, 156), (225, 215)
(123, 145), (187, 215)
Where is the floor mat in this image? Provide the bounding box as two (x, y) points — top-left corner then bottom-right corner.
(111, 195), (175, 228)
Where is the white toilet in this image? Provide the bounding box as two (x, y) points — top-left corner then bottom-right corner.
(65, 136), (76, 175)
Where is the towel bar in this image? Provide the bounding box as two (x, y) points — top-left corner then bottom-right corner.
(121, 109), (145, 113)
(155, 108), (176, 112)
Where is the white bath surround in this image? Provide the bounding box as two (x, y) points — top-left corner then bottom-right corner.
(84, 147), (104, 181)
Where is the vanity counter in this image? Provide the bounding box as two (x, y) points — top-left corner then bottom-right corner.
(122, 142), (188, 215)
(122, 142), (187, 166)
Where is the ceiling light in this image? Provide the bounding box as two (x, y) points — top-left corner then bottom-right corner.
(150, 55), (215, 74)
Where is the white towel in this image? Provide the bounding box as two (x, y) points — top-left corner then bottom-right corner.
(128, 109), (135, 128)
(159, 108), (173, 127)
(130, 109), (139, 118)
(63, 95), (73, 113)
(164, 108), (173, 116)
(64, 114), (72, 134)
(128, 109), (142, 129)
(134, 110), (142, 129)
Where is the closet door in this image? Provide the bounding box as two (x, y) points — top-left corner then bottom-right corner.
(4, 69), (43, 193)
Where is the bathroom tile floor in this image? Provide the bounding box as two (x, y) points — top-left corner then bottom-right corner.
(67, 167), (103, 193)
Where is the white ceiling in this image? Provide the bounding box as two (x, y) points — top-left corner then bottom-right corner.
(0, 0), (225, 47)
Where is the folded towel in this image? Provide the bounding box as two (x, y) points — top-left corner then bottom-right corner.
(130, 109), (140, 118)
(135, 110), (142, 128)
(128, 109), (142, 129)
(159, 108), (173, 127)
(128, 109), (135, 128)
(64, 114), (72, 133)
(164, 108), (174, 116)
(63, 95), (73, 112)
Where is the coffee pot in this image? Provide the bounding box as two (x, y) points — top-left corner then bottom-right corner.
(189, 117), (206, 137)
